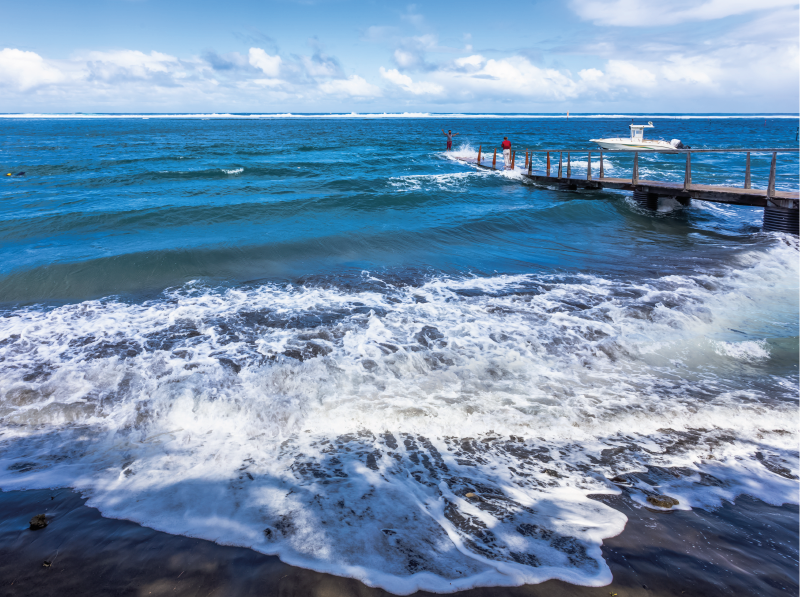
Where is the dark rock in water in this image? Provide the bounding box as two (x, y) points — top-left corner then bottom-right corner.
(42, 560), (51, 567)
(415, 325), (445, 348)
(217, 357), (241, 374)
(647, 495), (679, 508)
(29, 514), (48, 530)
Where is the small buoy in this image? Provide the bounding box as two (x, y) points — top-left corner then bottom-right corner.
(5, 173), (10, 176)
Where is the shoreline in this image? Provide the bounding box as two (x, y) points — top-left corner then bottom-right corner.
(1, 487), (796, 597)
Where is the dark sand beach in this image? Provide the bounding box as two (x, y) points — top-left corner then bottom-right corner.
(1, 486), (796, 597)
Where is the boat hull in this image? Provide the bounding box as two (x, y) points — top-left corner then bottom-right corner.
(590, 138), (675, 151)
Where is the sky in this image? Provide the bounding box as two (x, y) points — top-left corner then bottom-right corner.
(0, 0), (798, 113)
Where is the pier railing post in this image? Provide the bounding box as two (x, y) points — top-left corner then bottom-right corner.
(528, 152), (532, 175)
(587, 151), (592, 181)
(567, 152), (571, 179)
(493, 148), (497, 169)
(683, 152), (691, 190)
(558, 152), (562, 179)
(744, 152), (751, 189)
(547, 152), (551, 177)
(477, 145), (482, 166)
(599, 151), (604, 179)
(511, 150), (516, 170)
(632, 152), (638, 185)
(767, 151), (777, 204)
(525, 150), (529, 170)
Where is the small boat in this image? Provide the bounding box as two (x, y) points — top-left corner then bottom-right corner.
(591, 122), (688, 151)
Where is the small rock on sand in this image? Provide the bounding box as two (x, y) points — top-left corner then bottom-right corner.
(29, 514), (48, 530)
(647, 495), (680, 509)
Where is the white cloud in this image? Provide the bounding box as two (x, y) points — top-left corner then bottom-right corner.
(439, 56), (579, 101)
(454, 55), (485, 69)
(604, 60), (657, 88)
(379, 67), (443, 95)
(660, 55), (719, 84)
(0, 48), (65, 91)
(570, 0), (798, 26)
(84, 50), (183, 82)
(318, 75), (382, 97)
(393, 49), (418, 69)
(248, 48), (282, 77)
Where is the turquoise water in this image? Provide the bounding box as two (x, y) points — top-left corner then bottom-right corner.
(0, 114), (798, 593)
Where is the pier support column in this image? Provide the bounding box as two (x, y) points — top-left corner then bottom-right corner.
(763, 203), (799, 234)
(632, 190), (658, 210)
(633, 191), (692, 210)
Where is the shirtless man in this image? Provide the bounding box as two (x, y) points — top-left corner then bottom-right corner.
(441, 129), (459, 151)
(502, 137), (511, 169)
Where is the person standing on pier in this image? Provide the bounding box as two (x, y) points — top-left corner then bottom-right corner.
(502, 137), (511, 169)
(441, 129), (459, 151)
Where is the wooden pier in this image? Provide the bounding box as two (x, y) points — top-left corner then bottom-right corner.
(462, 147), (799, 233)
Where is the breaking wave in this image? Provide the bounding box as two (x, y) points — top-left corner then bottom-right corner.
(0, 239), (797, 594)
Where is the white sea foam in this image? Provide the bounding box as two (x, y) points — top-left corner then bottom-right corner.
(222, 167), (244, 175)
(0, 240), (797, 594)
(712, 339), (771, 361)
(388, 171), (480, 192)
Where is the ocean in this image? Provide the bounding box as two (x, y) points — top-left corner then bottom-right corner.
(0, 114), (797, 594)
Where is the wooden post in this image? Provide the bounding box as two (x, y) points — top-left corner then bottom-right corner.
(683, 153), (691, 190)
(567, 152), (571, 179)
(511, 150), (516, 170)
(477, 145), (482, 166)
(558, 152), (562, 179)
(524, 150), (528, 170)
(744, 152), (751, 189)
(587, 151), (592, 181)
(767, 151), (777, 202)
(528, 151), (533, 175)
(632, 152), (639, 185)
(547, 152), (551, 176)
(599, 151), (604, 179)
(492, 148), (497, 169)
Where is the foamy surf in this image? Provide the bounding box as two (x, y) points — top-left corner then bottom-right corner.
(0, 236), (796, 593)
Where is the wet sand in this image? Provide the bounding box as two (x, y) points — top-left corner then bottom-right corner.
(0, 487), (796, 597)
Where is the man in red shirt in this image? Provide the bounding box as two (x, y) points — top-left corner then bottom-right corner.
(502, 137), (511, 169)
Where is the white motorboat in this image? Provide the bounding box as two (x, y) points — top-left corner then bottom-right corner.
(590, 122), (688, 151)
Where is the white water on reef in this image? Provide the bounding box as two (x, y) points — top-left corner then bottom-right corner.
(0, 238), (797, 594)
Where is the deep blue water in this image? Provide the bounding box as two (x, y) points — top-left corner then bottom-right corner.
(0, 115), (797, 303)
(0, 115), (797, 593)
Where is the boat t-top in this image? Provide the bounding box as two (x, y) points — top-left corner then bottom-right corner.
(590, 122), (688, 151)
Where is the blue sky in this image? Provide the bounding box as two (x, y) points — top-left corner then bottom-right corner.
(1, 0), (798, 112)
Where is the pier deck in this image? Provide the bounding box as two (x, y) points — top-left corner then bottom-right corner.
(458, 147), (800, 223)
(513, 170), (799, 207)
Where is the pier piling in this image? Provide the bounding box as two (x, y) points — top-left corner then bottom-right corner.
(744, 152), (751, 189)
(683, 153), (691, 190)
(587, 151), (592, 181)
